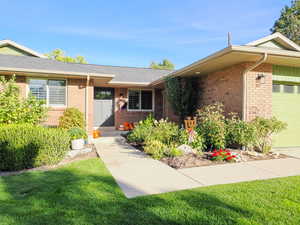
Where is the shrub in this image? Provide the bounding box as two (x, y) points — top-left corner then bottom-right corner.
(0, 124), (70, 171)
(0, 76), (47, 124)
(58, 108), (85, 129)
(144, 139), (167, 159)
(68, 127), (87, 140)
(196, 103), (226, 150)
(127, 114), (155, 143)
(190, 129), (205, 152)
(225, 113), (257, 149)
(251, 117), (287, 153)
(166, 147), (183, 157)
(145, 119), (179, 145)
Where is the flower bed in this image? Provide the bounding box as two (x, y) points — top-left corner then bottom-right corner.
(125, 104), (289, 170)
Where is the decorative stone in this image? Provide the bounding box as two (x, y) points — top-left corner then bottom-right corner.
(66, 148), (92, 158)
(177, 144), (195, 154)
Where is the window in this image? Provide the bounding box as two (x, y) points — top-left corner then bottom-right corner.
(128, 89), (153, 111)
(28, 79), (66, 106)
(283, 85), (294, 93)
(272, 84), (280, 93)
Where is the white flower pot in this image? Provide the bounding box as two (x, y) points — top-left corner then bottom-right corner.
(71, 138), (84, 150)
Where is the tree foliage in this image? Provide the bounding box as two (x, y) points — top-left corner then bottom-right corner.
(150, 59), (175, 70)
(45, 49), (88, 64)
(271, 0), (300, 45)
(0, 76), (48, 124)
(164, 77), (198, 123)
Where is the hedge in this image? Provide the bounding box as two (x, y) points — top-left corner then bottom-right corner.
(0, 124), (70, 171)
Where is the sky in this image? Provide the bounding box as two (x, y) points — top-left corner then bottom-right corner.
(0, 0), (290, 69)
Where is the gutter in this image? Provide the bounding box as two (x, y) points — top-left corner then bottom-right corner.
(85, 75), (90, 134)
(242, 53), (268, 121)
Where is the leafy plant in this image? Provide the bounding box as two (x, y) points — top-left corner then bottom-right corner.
(225, 113), (257, 149)
(144, 139), (167, 159)
(251, 117), (287, 153)
(145, 119), (179, 145)
(0, 124), (70, 171)
(0, 76), (48, 125)
(68, 127), (87, 140)
(166, 147), (183, 158)
(196, 103), (226, 150)
(58, 108), (85, 130)
(127, 114), (155, 143)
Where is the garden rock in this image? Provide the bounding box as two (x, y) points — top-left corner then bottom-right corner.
(67, 148), (92, 158)
(177, 144), (195, 154)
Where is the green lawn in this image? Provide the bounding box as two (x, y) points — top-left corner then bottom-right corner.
(1, 158), (300, 225)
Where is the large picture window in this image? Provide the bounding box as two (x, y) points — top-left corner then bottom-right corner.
(28, 79), (66, 107)
(128, 89), (153, 111)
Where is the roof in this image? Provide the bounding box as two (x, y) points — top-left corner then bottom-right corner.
(0, 40), (47, 58)
(246, 32), (300, 52)
(151, 33), (300, 86)
(0, 54), (171, 84)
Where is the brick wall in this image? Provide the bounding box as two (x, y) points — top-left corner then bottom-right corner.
(198, 63), (244, 117)
(244, 63), (272, 121)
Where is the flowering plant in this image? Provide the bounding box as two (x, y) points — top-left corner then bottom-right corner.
(210, 149), (236, 162)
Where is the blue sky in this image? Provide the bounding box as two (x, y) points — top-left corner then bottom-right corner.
(0, 0), (290, 69)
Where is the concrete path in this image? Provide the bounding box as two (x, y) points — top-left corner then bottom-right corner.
(273, 148), (300, 159)
(94, 136), (300, 198)
(94, 137), (201, 198)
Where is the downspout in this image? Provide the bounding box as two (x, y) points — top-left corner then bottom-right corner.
(85, 75), (90, 133)
(242, 53), (268, 121)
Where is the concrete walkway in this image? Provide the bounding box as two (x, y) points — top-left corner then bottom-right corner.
(94, 136), (300, 198)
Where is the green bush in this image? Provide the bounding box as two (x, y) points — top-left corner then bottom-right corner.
(145, 119), (179, 145)
(225, 113), (257, 149)
(190, 129), (205, 152)
(127, 114), (155, 143)
(58, 108), (85, 129)
(68, 127), (87, 140)
(196, 103), (226, 150)
(165, 147), (183, 157)
(0, 76), (48, 125)
(0, 124), (70, 171)
(251, 117), (287, 153)
(144, 139), (167, 159)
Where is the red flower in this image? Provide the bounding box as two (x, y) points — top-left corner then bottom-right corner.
(226, 156), (233, 160)
(226, 152), (231, 156)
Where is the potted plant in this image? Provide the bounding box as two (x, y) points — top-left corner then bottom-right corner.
(68, 127), (87, 150)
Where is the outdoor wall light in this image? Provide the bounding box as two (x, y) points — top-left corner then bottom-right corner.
(256, 73), (265, 84)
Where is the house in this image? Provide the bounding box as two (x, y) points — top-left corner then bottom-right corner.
(1, 32), (300, 148)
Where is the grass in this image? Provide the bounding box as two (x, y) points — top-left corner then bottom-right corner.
(0, 158), (300, 225)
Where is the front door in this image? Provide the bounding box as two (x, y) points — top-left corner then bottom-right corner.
(94, 87), (114, 127)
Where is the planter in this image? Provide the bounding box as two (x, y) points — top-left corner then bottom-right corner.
(71, 138), (84, 150)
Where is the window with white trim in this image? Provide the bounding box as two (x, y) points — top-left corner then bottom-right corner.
(128, 89), (153, 111)
(28, 79), (67, 106)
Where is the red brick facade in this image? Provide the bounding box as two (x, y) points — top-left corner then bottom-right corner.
(162, 62), (273, 122)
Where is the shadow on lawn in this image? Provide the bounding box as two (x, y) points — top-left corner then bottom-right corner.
(0, 160), (255, 225)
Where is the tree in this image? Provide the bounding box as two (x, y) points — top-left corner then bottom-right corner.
(271, 0), (300, 45)
(150, 59), (175, 70)
(45, 49), (88, 64)
(164, 76), (198, 124)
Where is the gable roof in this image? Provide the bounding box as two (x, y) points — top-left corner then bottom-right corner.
(0, 40), (47, 58)
(246, 32), (300, 52)
(0, 54), (171, 85)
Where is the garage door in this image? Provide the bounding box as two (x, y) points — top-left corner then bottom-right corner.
(272, 83), (300, 147)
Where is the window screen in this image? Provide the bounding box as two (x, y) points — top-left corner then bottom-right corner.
(141, 90), (153, 110)
(272, 84), (280, 93)
(28, 79), (47, 101)
(48, 80), (66, 106)
(283, 85), (294, 93)
(128, 90), (140, 110)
